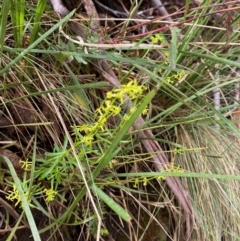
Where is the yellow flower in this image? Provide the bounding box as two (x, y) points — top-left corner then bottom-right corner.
(81, 135), (94, 146)
(107, 90), (124, 103)
(142, 107), (148, 116)
(143, 177), (148, 186)
(130, 106), (137, 114)
(122, 79), (147, 99)
(150, 34), (164, 44)
(173, 148), (183, 155)
(157, 176), (166, 180)
(6, 184), (30, 207)
(74, 124), (94, 134)
(164, 162), (184, 173)
(44, 188), (57, 203)
(19, 159), (32, 171)
(133, 178), (139, 188)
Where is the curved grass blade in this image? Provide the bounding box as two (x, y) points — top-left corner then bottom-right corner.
(92, 184), (131, 222)
(1, 156), (41, 241)
(0, 0), (12, 66)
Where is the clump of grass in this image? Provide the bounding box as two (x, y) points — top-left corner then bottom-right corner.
(1, 1), (240, 241)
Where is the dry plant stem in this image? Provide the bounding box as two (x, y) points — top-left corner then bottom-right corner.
(49, 0), (69, 17)
(151, 0), (173, 22)
(0, 197), (29, 228)
(81, 0), (99, 32)
(132, 118), (192, 237)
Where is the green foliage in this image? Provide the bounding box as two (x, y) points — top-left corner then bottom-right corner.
(1, 0), (240, 240)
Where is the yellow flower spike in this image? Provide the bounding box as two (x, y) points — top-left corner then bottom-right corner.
(19, 159), (32, 171)
(44, 188), (57, 203)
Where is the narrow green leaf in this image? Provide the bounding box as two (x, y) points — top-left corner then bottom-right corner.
(180, 50), (240, 68)
(1, 156), (41, 241)
(30, 0), (47, 44)
(92, 184), (131, 222)
(170, 27), (180, 70)
(184, 0), (190, 20)
(0, 0), (12, 66)
(0, 10), (75, 76)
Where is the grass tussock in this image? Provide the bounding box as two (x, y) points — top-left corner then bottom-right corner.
(0, 0), (240, 240)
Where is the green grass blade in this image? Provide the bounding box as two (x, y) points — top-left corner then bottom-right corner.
(170, 27), (180, 70)
(180, 50), (240, 68)
(0, 10), (75, 76)
(0, 0), (12, 66)
(10, 0), (25, 47)
(6, 212), (24, 241)
(1, 156), (41, 241)
(92, 184), (131, 222)
(114, 172), (240, 180)
(30, 0), (47, 44)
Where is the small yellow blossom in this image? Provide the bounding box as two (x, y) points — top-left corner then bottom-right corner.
(143, 177), (148, 186)
(123, 114), (130, 121)
(80, 135), (94, 146)
(165, 77), (174, 84)
(19, 159), (32, 171)
(44, 188), (57, 203)
(157, 176), (166, 180)
(97, 116), (107, 127)
(107, 90), (124, 103)
(122, 79), (147, 99)
(130, 106), (137, 114)
(101, 101), (121, 115)
(164, 162), (184, 173)
(74, 124), (94, 134)
(133, 178), (139, 188)
(173, 148), (183, 155)
(6, 184), (30, 207)
(142, 107), (149, 116)
(111, 105), (121, 115)
(150, 34), (164, 44)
